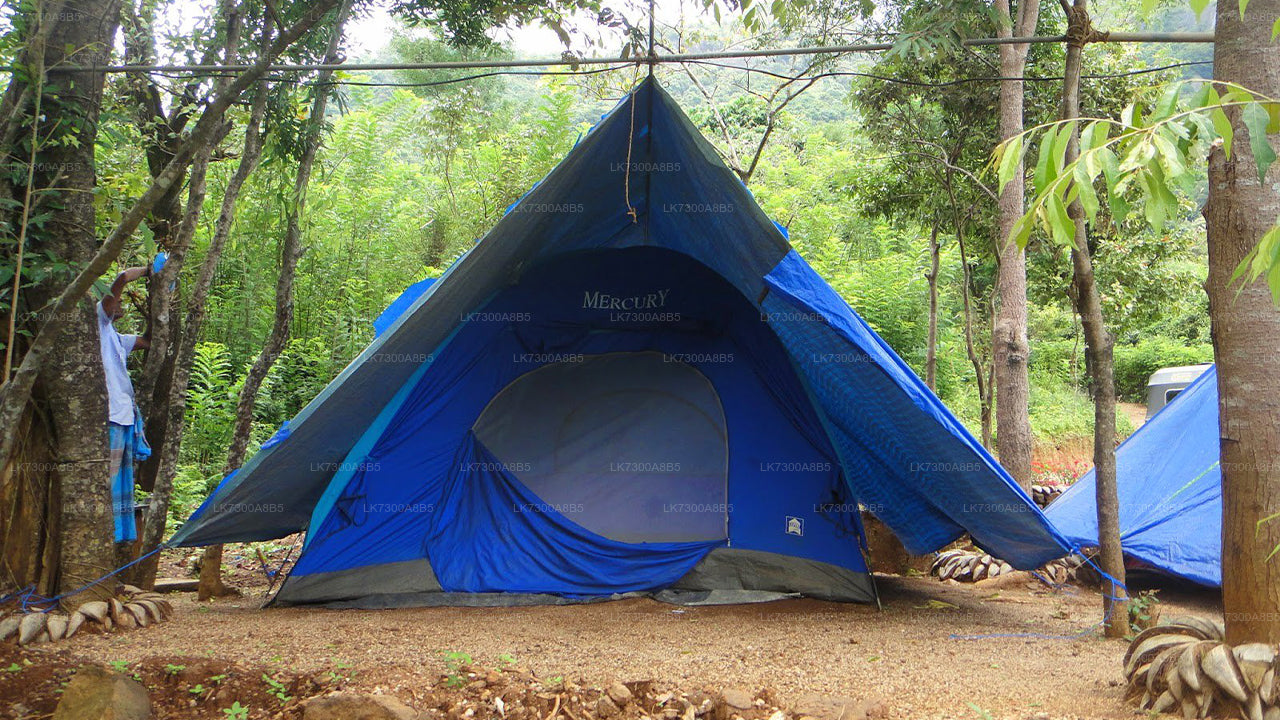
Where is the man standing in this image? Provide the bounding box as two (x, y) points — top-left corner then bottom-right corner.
(98, 264), (152, 553)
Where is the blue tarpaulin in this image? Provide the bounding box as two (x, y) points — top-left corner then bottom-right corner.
(169, 78), (1069, 605)
(1045, 365), (1221, 587)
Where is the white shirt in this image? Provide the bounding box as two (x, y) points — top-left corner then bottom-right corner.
(97, 301), (139, 426)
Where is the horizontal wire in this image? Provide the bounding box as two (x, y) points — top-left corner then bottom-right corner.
(141, 64), (628, 88)
(137, 58), (1212, 92)
(47, 31), (1217, 74)
(684, 59), (1213, 89)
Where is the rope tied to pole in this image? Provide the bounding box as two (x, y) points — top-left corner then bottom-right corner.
(1064, 4), (1108, 48)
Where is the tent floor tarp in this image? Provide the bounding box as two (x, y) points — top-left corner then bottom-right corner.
(273, 548), (876, 608)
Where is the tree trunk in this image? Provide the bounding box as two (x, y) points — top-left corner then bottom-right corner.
(1206, 0), (1280, 646)
(133, 83), (270, 589)
(1059, 0), (1128, 637)
(991, 0), (1038, 488)
(956, 217), (993, 452)
(1, 0), (127, 607)
(925, 219), (941, 391)
(946, 172), (994, 451)
(198, 0), (352, 600)
(127, 0), (249, 588)
(127, 0), (239, 474)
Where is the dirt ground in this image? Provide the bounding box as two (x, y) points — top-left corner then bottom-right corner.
(5, 564), (1220, 720)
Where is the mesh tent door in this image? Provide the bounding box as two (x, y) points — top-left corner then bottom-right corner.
(473, 352), (728, 543)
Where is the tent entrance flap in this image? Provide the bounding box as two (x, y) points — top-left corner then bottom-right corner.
(473, 352), (729, 544)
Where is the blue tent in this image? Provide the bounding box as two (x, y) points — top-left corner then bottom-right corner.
(170, 79), (1069, 606)
(1045, 365), (1221, 587)
(372, 277), (435, 338)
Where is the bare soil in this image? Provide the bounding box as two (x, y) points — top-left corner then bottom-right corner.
(3, 567), (1220, 720)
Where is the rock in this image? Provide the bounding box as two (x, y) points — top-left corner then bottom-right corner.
(52, 664), (151, 720)
(597, 695), (621, 718)
(301, 693), (417, 720)
(17, 613), (46, 645)
(67, 612), (86, 639)
(606, 682), (633, 706)
(79, 602), (109, 623)
(136, 601), (162, 624)
(124, 604), (148, 628)
(721, 689), (755, 711)
(0, 614), (20, 641)
(46, 614), (68, 642)
(791, 694), (886, 720)
(108, 598), (125, 623)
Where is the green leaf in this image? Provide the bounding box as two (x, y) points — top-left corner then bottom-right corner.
(1074, 162), (1100, 223)
(1010, 211), (1035, 250)
(1243, 102), (1278, 182)
(1190, 0), (1211, 19)
(1099, 147), (1121, 194)
(1240, 0), (1251, 19)
(1081, 123), (1109, 181)
(1034, 130), (1056, 196)
(1045, 192), (1075, 247)
(1229, 222), (1280, 303)
(997, 134), (1024, 193)
(1152, 131), (1189, 179)
(1123, 102), (1149, 130)
(1052, 121), (1075, 177)
(1208, 86), (1235, 159)
(1272, 16), (1280, 41)
(1153, 83), (1181, 121)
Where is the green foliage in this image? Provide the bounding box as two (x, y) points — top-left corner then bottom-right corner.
(1128, 589), (1162, 636)
(996, 78), (1280, 300)
(440, 651), (472, 687)
(182, 343), (238, 470)
(262, 673), (292, 705)
(222, 701), (249, 720)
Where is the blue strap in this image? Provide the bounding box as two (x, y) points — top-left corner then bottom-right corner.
(18, 545), (167, 612)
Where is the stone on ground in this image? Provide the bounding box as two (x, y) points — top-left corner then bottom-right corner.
(606, 681), (633, 705)
(721, 688), (755, 710)
(301, 693), (418, 720)
(791, 693), (886, 720)
(52, 664), (151, 720)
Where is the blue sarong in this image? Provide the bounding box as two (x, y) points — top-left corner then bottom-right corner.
(108, 408), (151, 543)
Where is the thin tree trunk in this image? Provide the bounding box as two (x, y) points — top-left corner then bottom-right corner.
(925, 218), (941, 391)
(992, 0), (1038, 488)
(1206, 0), (1280, 646)
(127, 0), (249, 587)
(1059, 0), (1127, 637)
(198, 0), (352, 599)
(127, 1), (240, 507)
(954, 210), (993, 451)
(133, 82), (270, 589)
